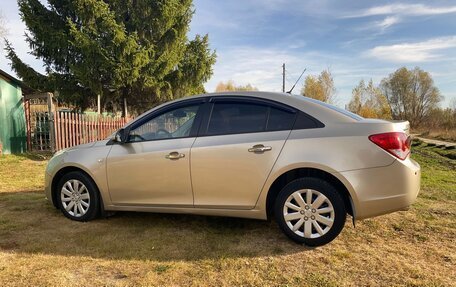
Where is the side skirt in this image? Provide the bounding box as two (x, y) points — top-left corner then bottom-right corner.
(104, 205), (267, 220)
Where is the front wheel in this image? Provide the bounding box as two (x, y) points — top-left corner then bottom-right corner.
(275, 177), (346, 246)
(57, 171), (100, 221)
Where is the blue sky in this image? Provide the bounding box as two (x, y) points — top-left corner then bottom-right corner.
(1, 0), (456, 107)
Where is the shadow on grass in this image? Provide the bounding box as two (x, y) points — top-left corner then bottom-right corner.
(0, 152), (52, 161)
(16, 152), (53, 161)
(0, 191), (310, 262)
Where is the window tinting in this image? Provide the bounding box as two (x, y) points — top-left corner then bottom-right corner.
(207, 103), (268, 135)
(267, 107), (295, 131)
(293, 111), (322, 129)
(128, 104), (199, 142)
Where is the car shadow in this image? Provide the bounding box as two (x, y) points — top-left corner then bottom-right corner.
(0, 191), (313, 262)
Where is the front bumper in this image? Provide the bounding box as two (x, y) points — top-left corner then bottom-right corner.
(340, 157), (421, 220)
(44, 171), (54, 206)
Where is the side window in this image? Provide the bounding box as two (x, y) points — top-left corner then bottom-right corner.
(129, 104), (200, 142)
(207, 102), (268, 135)
(267, 107), (296, 131)
(293, 111), (322, 129)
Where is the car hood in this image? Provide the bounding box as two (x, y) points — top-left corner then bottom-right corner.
(65, 139), (110, 151)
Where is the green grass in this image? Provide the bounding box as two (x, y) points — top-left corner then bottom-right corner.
(0, 153), (50, 192)
(411, 141), (456, 201)
(0, 146), (454, 286)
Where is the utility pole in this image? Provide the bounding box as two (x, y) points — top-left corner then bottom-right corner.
(282, 63), (286, 92)
(123, 97), (128, 118)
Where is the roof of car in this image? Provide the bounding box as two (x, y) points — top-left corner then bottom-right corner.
(131, 91), (358, 127)
(196, 91), (358, 123)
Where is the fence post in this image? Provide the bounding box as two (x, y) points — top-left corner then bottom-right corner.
(24, 99), (32, 151)
(64, 112), (69, 149)
(54, 111), (59, 151)
(47, 93), (56, 153)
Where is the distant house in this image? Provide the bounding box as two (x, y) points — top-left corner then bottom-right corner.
(0, 69), (32, 154)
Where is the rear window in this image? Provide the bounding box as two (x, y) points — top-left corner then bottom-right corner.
(293, 95), (364, 121)
(206, 102), (297, 135)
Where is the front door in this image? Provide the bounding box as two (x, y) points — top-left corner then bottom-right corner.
(106, 102), (202, 206)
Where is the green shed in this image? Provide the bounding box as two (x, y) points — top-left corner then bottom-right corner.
(0, 69), (30, 154)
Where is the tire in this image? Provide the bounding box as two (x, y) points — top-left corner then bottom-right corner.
(57, 171), (100, 221)
(274, 177), (346, 246)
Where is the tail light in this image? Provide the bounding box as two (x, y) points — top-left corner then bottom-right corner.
(368, 132), (411, 160)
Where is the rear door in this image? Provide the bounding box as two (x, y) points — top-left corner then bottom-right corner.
(190, 97), (297, 209)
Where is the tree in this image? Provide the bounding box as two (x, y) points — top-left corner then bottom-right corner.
(424, 107), (456, 131)
(348, 79), (392, 119)
(215, 80), (258, 92)
(380, 67), (442, 127)
(6, 0), (216, 113)
(301, 69), (336, 103)
(450, 97), (456, 111)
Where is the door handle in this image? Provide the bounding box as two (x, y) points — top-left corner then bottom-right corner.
(165, 152), (185, 160)
(248, 144), (272, 153)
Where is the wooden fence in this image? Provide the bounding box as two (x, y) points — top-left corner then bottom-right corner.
(54, 112), (130, 151)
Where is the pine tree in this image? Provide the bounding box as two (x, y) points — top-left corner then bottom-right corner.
(6, 0), (216, 112)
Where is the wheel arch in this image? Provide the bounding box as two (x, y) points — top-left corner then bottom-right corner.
(264, 166), (357, 220)
(51, 165), (101, 209)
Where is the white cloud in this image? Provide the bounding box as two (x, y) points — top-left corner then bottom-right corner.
(344, 3), (456, 18)
(203, 47), (363, 95)
(342, 3), (456, 32)
(204, 47), (301, 92)
(203, 46), (396, 107)
(365, 36), (456, 62)
(0, 5), (46, 77)
(288, 40), (307, 49)
(376, 16), (400, 31)
(356, 15), (401, 34)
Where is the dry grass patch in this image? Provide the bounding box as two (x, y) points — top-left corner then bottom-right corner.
(0, 153), (50, 193)
(0, 146), (455, 286)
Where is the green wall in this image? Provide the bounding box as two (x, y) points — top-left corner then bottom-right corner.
(0, 78), (26, 154)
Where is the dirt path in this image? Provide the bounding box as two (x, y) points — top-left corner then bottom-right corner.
(411, 134), (456, 148)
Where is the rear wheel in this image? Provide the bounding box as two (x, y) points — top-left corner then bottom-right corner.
(275, 177), (346, 246)
(57, 171), (100, 221)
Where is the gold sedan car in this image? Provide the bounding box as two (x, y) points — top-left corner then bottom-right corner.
(45, 92), (421, 246)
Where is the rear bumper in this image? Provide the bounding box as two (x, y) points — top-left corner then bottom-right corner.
(340, 157), (421, 220)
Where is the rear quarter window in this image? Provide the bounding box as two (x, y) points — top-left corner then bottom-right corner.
(267, 107), (296, 131)
(293, 111), (324, 129)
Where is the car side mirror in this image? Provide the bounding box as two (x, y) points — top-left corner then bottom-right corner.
(114, 128), (127, 144)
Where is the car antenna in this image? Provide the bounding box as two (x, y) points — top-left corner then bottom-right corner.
(286, 68), (306, 94)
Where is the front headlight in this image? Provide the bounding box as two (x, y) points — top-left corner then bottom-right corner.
(46, 149), (66, 174)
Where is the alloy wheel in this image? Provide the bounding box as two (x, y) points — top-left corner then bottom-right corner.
(60, 179), (91, 217)
(283, 189), (335, 238)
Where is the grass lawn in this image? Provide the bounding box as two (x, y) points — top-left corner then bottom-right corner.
(0, 145), (455, 286)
